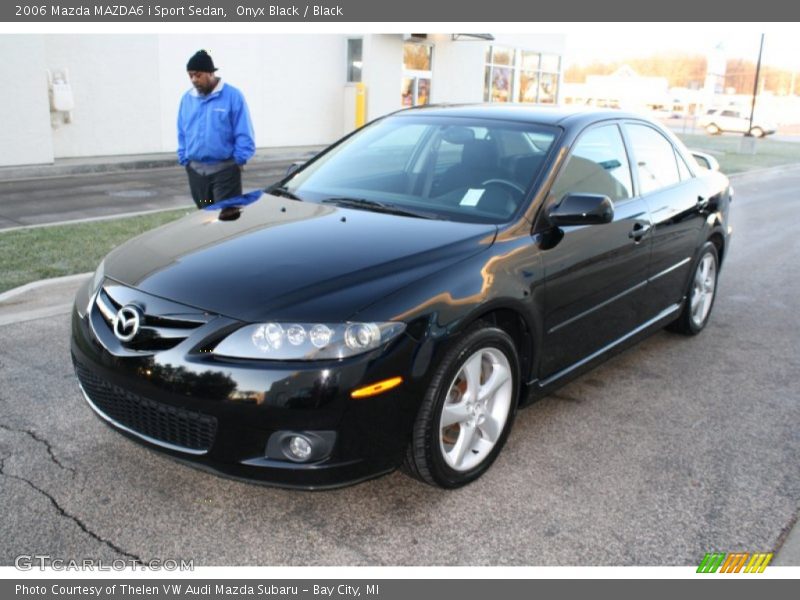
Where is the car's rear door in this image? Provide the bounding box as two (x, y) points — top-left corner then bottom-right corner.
(622, 122), (708, 320)
(537, 122), (652, 379)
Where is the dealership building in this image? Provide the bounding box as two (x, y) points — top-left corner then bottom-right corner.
(0, 33), (565, 168)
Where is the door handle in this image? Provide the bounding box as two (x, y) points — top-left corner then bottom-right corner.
(628, 223), (652, 240)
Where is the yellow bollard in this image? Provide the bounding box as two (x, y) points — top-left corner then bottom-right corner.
(355, 82), (366, 128)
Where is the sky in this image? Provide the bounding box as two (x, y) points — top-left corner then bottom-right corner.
(2, 21), (798, 72)
(563, 27), (800, 71)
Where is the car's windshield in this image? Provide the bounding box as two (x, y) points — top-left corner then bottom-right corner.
(279, 115), (559, 224)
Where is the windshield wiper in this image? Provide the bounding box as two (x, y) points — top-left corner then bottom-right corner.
(267, 186), (303, 201)
(321, 197), (442, 220)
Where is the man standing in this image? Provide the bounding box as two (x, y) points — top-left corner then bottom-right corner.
(177, 50), (255, 208)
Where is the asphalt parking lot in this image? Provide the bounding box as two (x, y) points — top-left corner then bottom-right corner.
(0, 152), (312, 230)
(0, 166), (798, 566)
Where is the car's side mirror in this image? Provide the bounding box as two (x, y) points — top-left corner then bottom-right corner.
(547, 193), (614, 227)
(285, 162), (303, 176)
(691, 151), (720, 171)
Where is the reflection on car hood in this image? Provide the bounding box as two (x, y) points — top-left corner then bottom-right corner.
(103, 194), (497, 322)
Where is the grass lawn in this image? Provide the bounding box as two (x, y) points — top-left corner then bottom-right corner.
(676, 133), (800, 174)
(0, 209), (190, 294)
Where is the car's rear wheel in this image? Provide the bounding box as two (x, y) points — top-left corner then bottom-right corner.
(402, 323), (519, 488)
(668, 242), (719, 335)
(749, 126), (765, 138)
(705, 123), (721, 135)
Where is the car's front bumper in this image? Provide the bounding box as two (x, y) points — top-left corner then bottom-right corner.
(70, 291), (429, 489)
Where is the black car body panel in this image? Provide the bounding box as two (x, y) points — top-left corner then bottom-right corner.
(72, 105), (732, 488)
(102, 198), (497, 323)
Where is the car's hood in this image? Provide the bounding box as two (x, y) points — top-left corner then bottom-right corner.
(103, 194), (497, 322)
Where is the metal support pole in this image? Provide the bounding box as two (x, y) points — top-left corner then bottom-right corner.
(747, 34), (765, 136)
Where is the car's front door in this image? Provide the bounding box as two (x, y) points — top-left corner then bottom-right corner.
(719, 109), (746, 133)
(537, 123), (652, 379)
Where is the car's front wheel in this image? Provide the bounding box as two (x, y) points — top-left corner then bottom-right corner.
(403, 324), (519, 488)
(705, 123), (721, 135)
(749, 126), (765, 138)
(668, 242), (719, 335)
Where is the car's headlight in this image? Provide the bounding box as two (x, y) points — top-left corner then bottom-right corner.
(91, 260), (105, 294)
(77, 260), (105, 317)
(212, 321), (406, 360)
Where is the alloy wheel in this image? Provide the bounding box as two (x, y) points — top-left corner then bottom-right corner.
(438, 347), (513, 472)
(690, 253), (717, 328)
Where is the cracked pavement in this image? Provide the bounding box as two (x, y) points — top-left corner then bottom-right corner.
(0, 167), (798, 566)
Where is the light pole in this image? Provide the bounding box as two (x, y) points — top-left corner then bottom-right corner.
(746, 33), (765, 137)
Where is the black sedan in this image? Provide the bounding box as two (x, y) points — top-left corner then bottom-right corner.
(71, 105), (732, 489)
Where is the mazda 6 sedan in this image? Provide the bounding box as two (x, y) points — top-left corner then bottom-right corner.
(71, 105), (732, 489)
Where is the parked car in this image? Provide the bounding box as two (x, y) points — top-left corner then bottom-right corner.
(698, 107), (776, 137)
(72, 105), (732, 489)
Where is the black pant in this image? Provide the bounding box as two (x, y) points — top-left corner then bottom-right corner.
(186, 163), (242, 209)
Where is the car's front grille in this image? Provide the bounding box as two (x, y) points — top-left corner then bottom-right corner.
(75, 363), (217, 454)
(93, 286), (207, 352)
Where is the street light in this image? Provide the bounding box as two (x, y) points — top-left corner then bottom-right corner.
(746, 33), (765, 137)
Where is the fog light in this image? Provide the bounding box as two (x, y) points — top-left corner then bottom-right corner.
(287, 435), (312, 461)
(265, 431), (336, 463)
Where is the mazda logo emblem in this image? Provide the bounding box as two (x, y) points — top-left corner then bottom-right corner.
(113, 305), (142, 342)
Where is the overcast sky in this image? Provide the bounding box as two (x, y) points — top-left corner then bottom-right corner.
(563, 26), (800, 71)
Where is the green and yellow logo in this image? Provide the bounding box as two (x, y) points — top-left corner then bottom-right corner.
(697, 552), (773, 573)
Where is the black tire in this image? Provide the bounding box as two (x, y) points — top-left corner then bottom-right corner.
(705, 123), (721, 135)
(749, 127), (765, 138)
(402, 323), (520, 488)
(667, 241), (719, 335)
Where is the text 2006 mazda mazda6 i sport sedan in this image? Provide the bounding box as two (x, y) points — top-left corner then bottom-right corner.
(72, 105), (732, 489)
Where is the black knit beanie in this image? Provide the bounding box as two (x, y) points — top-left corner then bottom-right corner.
(187, 50), (217, 73)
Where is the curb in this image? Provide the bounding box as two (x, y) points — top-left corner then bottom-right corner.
(727, 162), (800, 181)
(0, 146), (325, 183)
(0, 272), (91, 304)
(0, 205), (195, 234)
(774, 512), (800, 566)
(0, 157), (180, 182)
(0, 303), (75, 328)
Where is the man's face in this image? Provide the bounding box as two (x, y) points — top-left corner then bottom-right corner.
(188, 70), (216, 95)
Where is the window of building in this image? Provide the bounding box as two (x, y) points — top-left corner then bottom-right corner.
(347, 38), (363, 83)
(484, 47), (561, 104)
(484, 46), (514, 103)
(625, 124), (681, 195)
(402, 42), (433, 107)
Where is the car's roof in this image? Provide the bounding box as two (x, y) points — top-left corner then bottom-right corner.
(391, 103), (650, 128)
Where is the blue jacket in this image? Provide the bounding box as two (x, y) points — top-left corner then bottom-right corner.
(177, 81), (255, 166)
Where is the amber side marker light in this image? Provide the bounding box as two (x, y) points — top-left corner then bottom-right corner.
(351, 377), (403, 399)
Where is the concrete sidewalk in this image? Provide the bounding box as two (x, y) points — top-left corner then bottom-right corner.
(0, 273), (89, 327)
(0, 145), (325, 183)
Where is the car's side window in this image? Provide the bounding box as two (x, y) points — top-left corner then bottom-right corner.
(625, 124), (682, 195)
(549, 124), (633, 204)
(676, 150), (693, 181)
